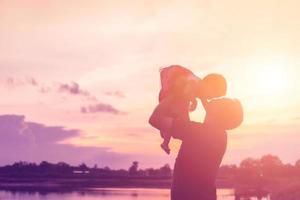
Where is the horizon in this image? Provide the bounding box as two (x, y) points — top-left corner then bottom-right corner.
(0, 153), (298, 170)
(1, 0), (300, 169)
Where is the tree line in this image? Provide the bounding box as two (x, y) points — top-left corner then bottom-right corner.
(0, 154), (299, 182)
(218, 154), (300, 187)
(0, 160), (172, 178)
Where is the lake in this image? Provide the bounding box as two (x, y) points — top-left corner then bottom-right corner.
(0, 188), (269, 200)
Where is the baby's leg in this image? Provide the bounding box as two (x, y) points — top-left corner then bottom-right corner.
(160, 131), (171, 155)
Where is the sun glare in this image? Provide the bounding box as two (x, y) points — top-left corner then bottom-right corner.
(256, 66), (288, 94)
(250, 60), (291, 96)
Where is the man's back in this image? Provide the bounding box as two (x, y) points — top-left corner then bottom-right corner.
(171, 120), (227, 200)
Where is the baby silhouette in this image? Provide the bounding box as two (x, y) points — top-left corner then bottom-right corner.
(158, 65), (227, 154)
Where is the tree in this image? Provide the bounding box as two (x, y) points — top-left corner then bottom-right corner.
(218, 164), (238, 179)
(56, 162), (71, 173)
(260, 155), (282, 167)
(39, 161), (53, 172)
(295, 159), (300, 176)
(78, 163), (89, 171)
(237, 158), (261, 185)
(295, 159), (300, 168)
(260, 155), (283, 177)
(240, 158), (261, 169)
(159, 164), (172, 177)
(129, 161), (139, 176)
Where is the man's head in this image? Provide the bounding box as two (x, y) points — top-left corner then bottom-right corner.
(204, 98), (243, 130)
(199, 74), (227, 99)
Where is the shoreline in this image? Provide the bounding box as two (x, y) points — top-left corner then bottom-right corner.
(0, 178), (275, 199)
(0, 177), (233, 191)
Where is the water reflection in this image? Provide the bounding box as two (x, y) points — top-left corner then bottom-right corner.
(0, 188), (268, 200)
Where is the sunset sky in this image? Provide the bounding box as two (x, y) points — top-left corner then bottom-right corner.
(0, 0), (299, 169)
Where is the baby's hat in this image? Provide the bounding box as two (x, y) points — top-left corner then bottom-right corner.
(160, 65), (199, 87)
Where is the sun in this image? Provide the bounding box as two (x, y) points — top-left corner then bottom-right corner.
(253, 63), (290, 96)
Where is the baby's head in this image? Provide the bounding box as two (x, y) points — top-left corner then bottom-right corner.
(198, 74), (227, 99)
(204, 98), (243, 131)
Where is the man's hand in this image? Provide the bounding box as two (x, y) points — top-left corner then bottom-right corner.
(200, 98), (209, 112)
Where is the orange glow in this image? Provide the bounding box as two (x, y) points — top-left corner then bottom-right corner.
(248, 58), (292, 96)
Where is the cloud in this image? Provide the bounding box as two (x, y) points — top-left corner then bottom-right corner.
(26, 77), (38, 86)
(4, 77), (39, 87)
(2, 77), (94, 97)
(81, 103), (125, 115)
(104, 90), (125, 98)
(58, 82), (89, 96)
(2, 77), (125, 114)
(57, 81), (99, 101)
(0, 115), (133, 168)
(56, 84), (126, 114)
(2, 77), (98, 101)
(57, 82), (125, 101)
(4, 77), (124, 101)
(38, 86), (52, 93)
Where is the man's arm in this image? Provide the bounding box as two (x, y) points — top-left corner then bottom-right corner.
(170, 119), (204, 141)
(149, 96), (174, 133)
(149, 96), (205, 141)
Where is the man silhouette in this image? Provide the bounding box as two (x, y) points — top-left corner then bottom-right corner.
(149, 95), (243, 200)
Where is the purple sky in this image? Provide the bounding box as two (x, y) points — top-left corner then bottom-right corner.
(0, 0), (300, 169)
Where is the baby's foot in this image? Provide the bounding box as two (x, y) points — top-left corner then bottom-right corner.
(160, 143), (170, 155)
